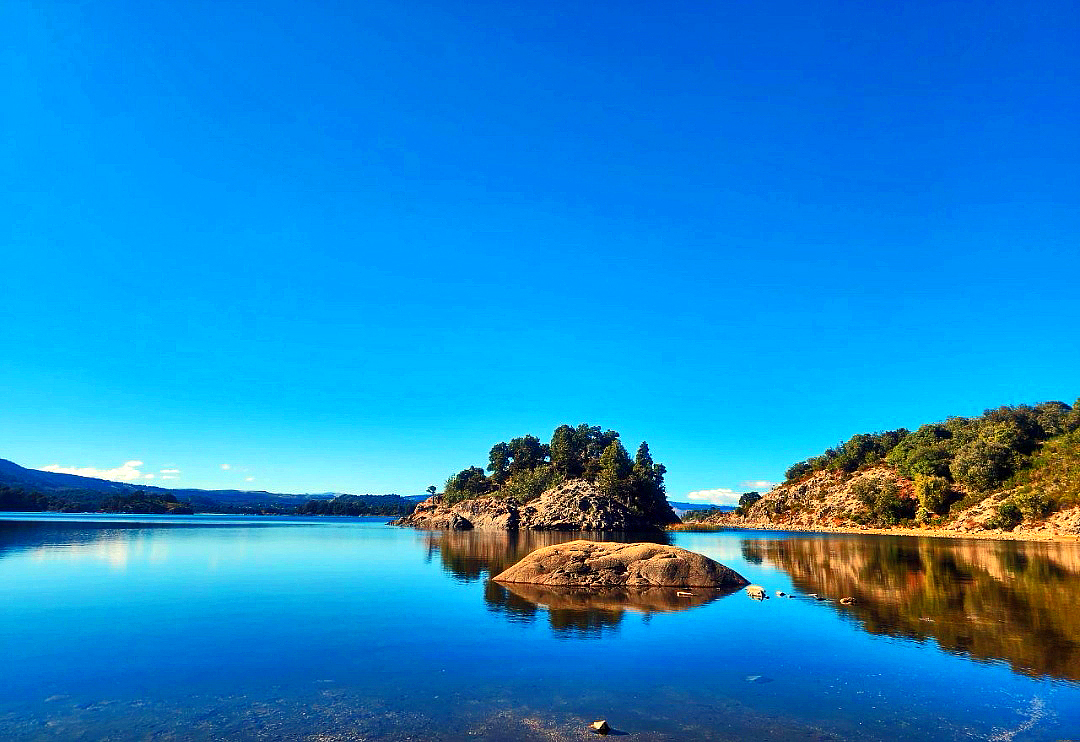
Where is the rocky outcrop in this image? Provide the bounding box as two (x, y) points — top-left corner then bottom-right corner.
(393, 480), (679, 531)
(492, 539), (749, 588)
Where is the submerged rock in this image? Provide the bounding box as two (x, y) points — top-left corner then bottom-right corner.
(746, 585), (767, 600)
(492, 540), (748, 588)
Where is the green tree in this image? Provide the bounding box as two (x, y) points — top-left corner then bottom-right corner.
(738, 491), (762, 509)
(487, 442), (512, 485)
(426, 485), (437, 496)
(597, 440), (632, 503)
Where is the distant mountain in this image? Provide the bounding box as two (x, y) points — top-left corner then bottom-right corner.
(668, 501), (736, 516)
(0, 458), (415, 511)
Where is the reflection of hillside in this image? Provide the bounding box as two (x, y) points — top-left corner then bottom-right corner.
(0, 520), (125, 559)
(425, 529), (670, 582)
(743, 536), (1080, 682)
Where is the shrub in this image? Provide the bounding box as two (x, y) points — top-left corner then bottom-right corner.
(950, 440), (1013, 492)
(914, 474), (950, 515)
(1013, 489), (1052, 520)
(853, 478), (914, 526)
(988, 501), (1023, 531)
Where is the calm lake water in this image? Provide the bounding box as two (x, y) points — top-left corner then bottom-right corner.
(2, 513), (1079, 741)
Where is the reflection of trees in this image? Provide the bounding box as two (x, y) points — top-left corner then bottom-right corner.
(0, 520), (128, 559)
(743, 536), (1080, 682)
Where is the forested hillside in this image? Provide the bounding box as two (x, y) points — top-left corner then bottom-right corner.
(703, 399), (1080, 533)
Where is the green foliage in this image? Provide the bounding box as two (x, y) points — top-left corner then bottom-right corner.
(1009, 428), (1080, 510)
(786, 429), (908, 481)
(498, 465), (565, 502)
(852, 478), (914, 526)
(950, 439), (1014, 492)
(738, 491), (762, 509)
(1013, 490), (1052, 520)
(296, 495), (408, 516)
(102, 491), (194, 514)
(445, 424), (673, 520)
(444, 466), (492, 504)
(785, 461), (813, 481)
(988, 501), (1023, 531)
(914, 474), (949, 515)
(597, 440), (632, 501)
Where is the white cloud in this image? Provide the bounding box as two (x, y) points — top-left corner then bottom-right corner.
(143, 474), (155, 479)
(161, 475), (179, 480)
(160, 469), (180, 475)
(42, 460), (146, 483)
(741, 480), (778, 490)
(245, 476), (255, 482)
(685, 488), (740, 505)
(220, 464), (231, 470)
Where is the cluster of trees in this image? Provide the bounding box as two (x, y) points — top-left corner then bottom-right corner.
(443, 423), (671, 518)
(0, 484), (112, 513)
(101, 492), (195, 514)
(785, 400), (1080, 499)
(296, 495), (409, 516)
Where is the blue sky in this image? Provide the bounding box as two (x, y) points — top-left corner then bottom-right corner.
(4, 0), (1078, 503)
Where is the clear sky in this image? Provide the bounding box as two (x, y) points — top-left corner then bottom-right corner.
(4, 0), (1078, 503)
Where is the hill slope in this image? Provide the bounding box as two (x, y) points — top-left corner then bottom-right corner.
(0, 458), (412, 514)
(693, 399), (1080, 537)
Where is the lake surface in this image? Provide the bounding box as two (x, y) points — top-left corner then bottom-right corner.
(2, 513), (1079, 741)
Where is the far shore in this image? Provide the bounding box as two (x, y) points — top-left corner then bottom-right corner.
(670, 521), (1080, 543)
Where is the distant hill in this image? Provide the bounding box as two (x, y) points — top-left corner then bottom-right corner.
(0, 458), (416, 514)
(668, 502), (735, 516)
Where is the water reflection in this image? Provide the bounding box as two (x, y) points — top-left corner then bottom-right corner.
(742, 535), (1080, 682)
(425, 529), (736, 638)
(423, 529), (671, 583)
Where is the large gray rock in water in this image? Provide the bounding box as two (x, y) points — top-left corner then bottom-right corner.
(493, 540), (749, 588)
(394, 480), (679, 531)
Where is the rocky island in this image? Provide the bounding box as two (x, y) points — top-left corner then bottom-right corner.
(394, 424), (680, 531)
(493, 540), (748, 588)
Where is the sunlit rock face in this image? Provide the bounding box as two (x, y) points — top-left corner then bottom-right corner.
(396, 480), (679, 531)
(493, 540), (749, 588)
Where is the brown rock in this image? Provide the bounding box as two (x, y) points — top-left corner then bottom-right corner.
(394, 480), (679, 532)
(590, 720), (610, 734)
(493, 540), (748, 588)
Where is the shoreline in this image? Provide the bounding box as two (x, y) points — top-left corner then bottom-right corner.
(670, 521), (1080, 543)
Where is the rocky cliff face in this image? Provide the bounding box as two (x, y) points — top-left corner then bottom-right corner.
(393, 480), (679, 531)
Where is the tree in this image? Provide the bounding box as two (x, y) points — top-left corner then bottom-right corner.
(550, 424), (584, 478)
(508, 435), (545, 474)
(597, 440), (632, 503)
(738, 491), (762, 509)
(487, 442), (512, 485)
(426, 485), (437, 497)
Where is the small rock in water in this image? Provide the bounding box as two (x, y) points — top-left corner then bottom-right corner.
(746, 585), (768, 600)
(775, 590), (786, 597)
(839, 597), (856, 605)
(590, 719), (610, 734)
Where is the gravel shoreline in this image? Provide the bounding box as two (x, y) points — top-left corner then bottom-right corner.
(673, 522), (1080, 543)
